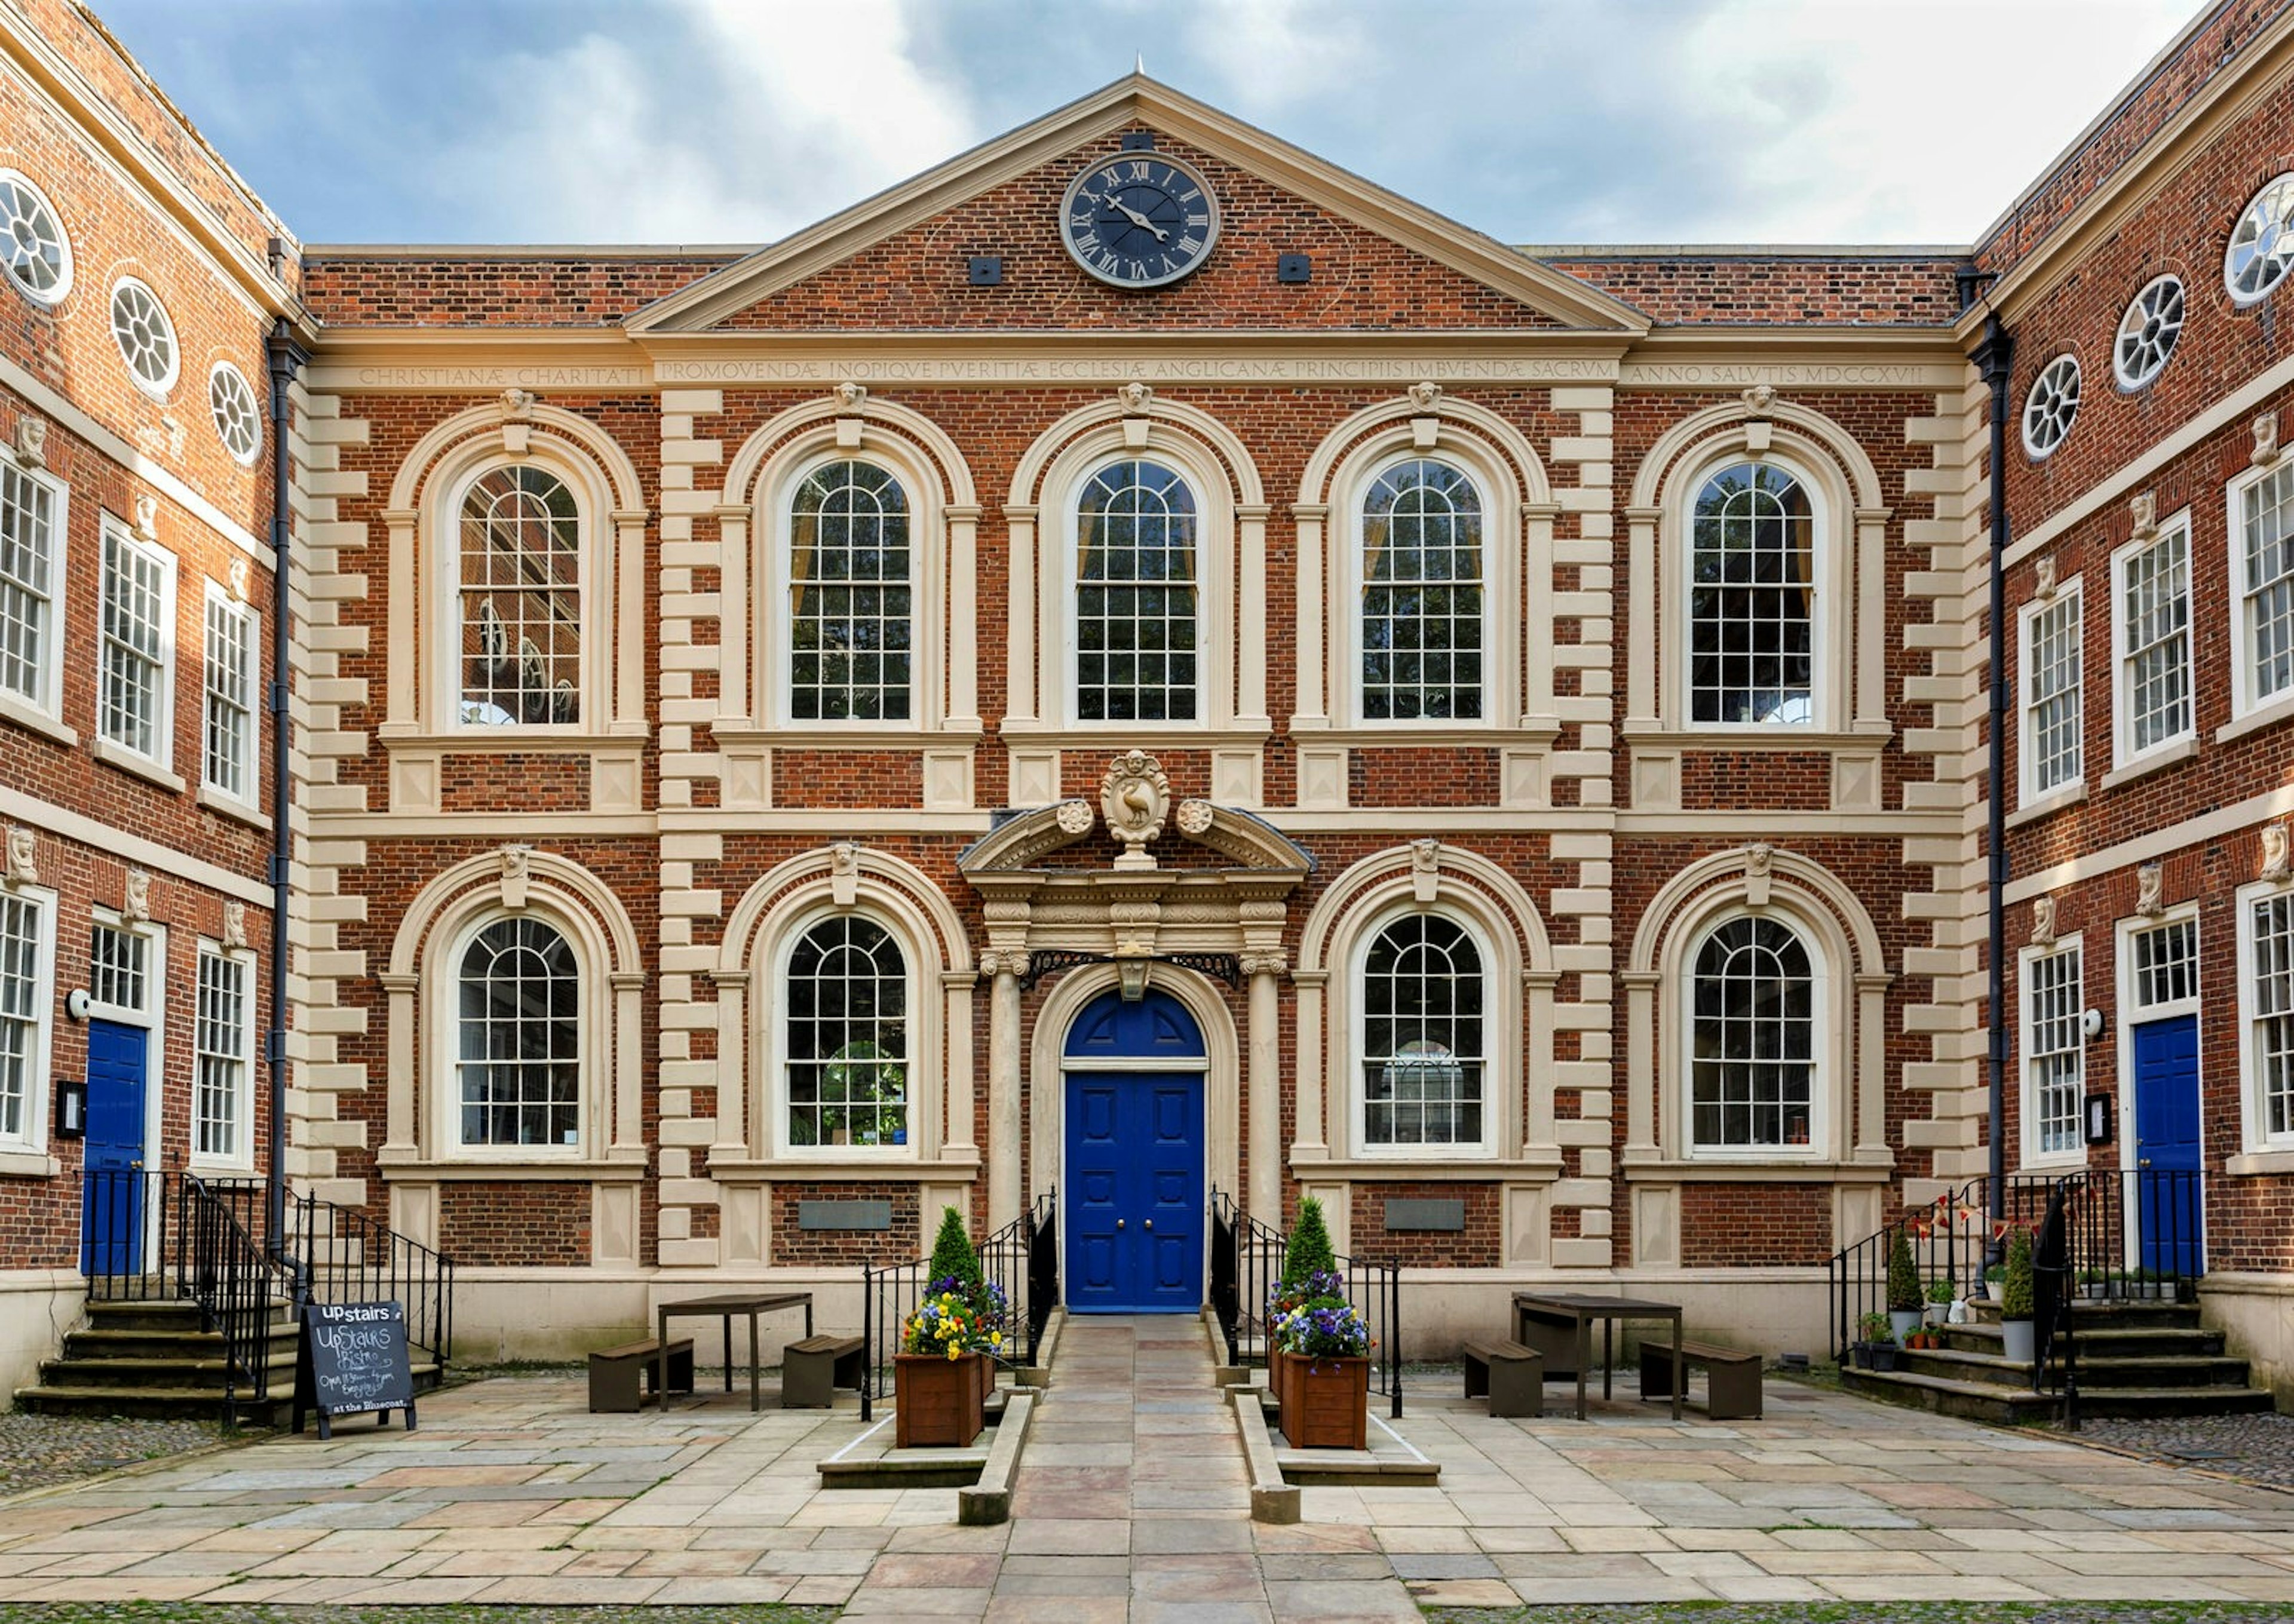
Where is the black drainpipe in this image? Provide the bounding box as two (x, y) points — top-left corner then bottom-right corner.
(1971, 312), (2014, 1261)
(263, 320), (308, 1263)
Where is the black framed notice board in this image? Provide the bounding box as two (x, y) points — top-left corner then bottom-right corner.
(293, 1300), (416, 1439)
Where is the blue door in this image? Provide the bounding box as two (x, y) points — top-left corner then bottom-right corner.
(1064, 990), (1206, 1313)
(2132, 1014), (2203, 1276)
(81, 1019), (149, 1278)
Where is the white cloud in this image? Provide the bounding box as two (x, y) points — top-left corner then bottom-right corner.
(1177, 0), (1372, 113)
(433, 0), (977, 242)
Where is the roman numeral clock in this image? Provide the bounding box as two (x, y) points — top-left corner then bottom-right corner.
(1060, 151), (1220, 288)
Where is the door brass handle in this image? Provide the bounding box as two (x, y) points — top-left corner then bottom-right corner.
(2139, 1158), (2152, 1168)
(1143, 1218), (1154, 1230)
(1116, 1218), (1125, 1230)
(130, 1159), (143, 1170)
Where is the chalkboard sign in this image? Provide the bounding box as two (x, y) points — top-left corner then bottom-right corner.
(293, 1300), (416, 1439)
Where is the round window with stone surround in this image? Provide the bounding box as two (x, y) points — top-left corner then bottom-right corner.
(2113, 274), (2185, 391)
(2022, 355), (2081, 461)
(0, 170), (71, 306)
(208, 361), (261, 465)
(109, 277), (179, 397)
(2226, 173), (2294, 305)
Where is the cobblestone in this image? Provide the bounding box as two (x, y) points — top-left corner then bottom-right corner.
(2056, 1411), (2294, 1494)
(1427, 1608), (2294, 1623)
(0, 1412), (233, 1500)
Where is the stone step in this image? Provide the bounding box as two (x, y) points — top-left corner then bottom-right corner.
(1894, 1347), (2256, 1390)
(13, 1361), (441, 1423)
(66, 1327), (302, 1362)
(1843, 1365), (2277, 1424)
(38, 1352), (299, 1390)
(83, 1297), (295, 1334)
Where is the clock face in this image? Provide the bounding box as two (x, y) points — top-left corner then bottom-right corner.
(1060, 152), (1220, 289)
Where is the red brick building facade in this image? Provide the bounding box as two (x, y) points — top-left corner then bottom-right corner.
(1, 0), (2287, 1393)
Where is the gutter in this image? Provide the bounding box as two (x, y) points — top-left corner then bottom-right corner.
(262, 320), (308, 1263)
(1970, 312), (2014, 1258)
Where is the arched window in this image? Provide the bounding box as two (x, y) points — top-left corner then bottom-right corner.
(1361, 914), (1484, 1147)
(1689, 462), (1814, 725)
(459, 466), (580, 726)
(1690, 917), (1815, 1151)
(456, 917), (579, 1150)
(786, 916), (909, 1150)
(1077, 458), (1197, 722)
(790, 459), (910, 721)
(1361, 458), (1483, 721)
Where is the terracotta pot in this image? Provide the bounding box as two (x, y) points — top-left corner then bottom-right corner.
(1280, 1353), (1368, 1450)
(894, 1350), (986, 1448)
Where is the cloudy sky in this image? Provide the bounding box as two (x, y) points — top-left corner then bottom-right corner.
(96, 0), (2206, 250)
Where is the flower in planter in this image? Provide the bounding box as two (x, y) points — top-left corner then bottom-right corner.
(1269, 1267), (1347, 1319)
(1272, 1297), (1373, 1361)
(903, 1291), (990, 1361)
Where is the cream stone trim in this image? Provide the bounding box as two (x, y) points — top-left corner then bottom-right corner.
(627, 74), (1646, 335)
(378, 849), (646, 1172)
(1292, 392), (1549, 733)
(0, 785), (269, 906)
(718, 395), (978, 735)
(1625, 402), (1887, 738)
(2005, 784), (2294, 905)
(1296, 844), (1554, 1168)
(1005, 397), (1264, 732)
(1623, 848), (1891, 1172)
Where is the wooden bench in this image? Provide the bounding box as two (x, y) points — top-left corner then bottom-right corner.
(1638, 1338), (1762, 1419)
(588, 1337), (694, 1413)
(780, 1333), (867, 1408)
(1461, 1337), (1544, 1417)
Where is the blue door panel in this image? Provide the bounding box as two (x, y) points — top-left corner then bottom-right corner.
(81, 1020), (148, 1278)
(1064, 991), (1205, 1313)
(2132, 1015), (2203, 1276)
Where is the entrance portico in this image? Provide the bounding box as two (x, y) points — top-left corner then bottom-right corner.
(958, 752), (1312, 1236)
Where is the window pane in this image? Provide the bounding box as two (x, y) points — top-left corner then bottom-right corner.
(0, 462), (54, 707)
(786, 917), (908, 1148)
(2027, 945), (2083, 1156)
(0, 892), (39, 1142)
(2253, 895), (2294, 1140)
(1077, 460), (1196, 722)
(1689, 463), (1814, 724)
(1690, 917), (1814, 1149)
(790, 460), (911, 720)
(460, 467), (580, 726)
(195, 950), (247, 1160)
(456, 918), (579, 1147)
(100, 530), (166, 757)
(1361, 914), (1484, 1147)
(90, 923), (146, 1012)
(2025, 594), (2083, 793)
(2122, 527), (2190, 753)
(1362, 459), (1482, 721)
(2130, 918), (2197, 1011)
(204, 595), (255, 799)
(2244, 465), (2294, 706)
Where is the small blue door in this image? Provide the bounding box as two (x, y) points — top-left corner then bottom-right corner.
(81, 1019), (149, 1277)
(2132, 1014), (2203, 1276)
(1064, 990), (1206, 1313)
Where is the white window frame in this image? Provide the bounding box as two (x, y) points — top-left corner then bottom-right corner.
(1063, 454), (1208, 729)
(1667, 449), (1836, 734)
(769, 453), (918, 728)
(201, 582), (257, 806)
(1348, 904), (1498, 1161)
(0, 168), (74, 307)
(439, 458), (594, 735)
(2111, 514), (2194, 771)
(0, 440), (68, 733)
(2236, 879), (2294, 1155)
(2226, 172), (2294, 306)
(1679, 907), (1830, 1162)
(107, 276), (180, 400)
(2019, 584), (2083, 805)
(1351, 452), (1493, 728)
(765, 903), (921, 1163)
(2022, 354), (2083, 461)
(0, 883), (57, 1161)
(2227, 458), (2294, 726)
(2112, 274), (2186, 391)
(97, 520), (177, 770)
(191, 941), (255, 1172)
(2115, 908), (2201, 1179)
(442, 910), (587, 1161)
(2020, 934), (2086, 1169)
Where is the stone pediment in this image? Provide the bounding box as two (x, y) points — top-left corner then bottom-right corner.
(628, 76), (1646, 339)
(959, 787), (1312, 881)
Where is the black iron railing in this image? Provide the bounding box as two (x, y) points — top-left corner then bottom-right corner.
(78, 1168), (456, 1419)
(1209, 1187), (1404, 1418)
(288, 1187), (456, 1371)
(860, 1193), (1056, 1423)
(1828, 1168), (2207, 1421)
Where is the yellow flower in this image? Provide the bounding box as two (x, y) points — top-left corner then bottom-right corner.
(946, 1344), (961, 1361)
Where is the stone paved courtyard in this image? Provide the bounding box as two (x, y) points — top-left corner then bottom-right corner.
(1, 1318), (2291, 1618)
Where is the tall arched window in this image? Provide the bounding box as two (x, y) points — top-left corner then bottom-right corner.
(1361, 914), (1484, 1147)
(456, 917), (579, 1149)
(786, 916), (909, 1150)
(459, 466), (580, 726)
(1077, 458), (1196, 722)
(1689, 462), (1814, 725)
(1361, 458), (1483, 720)
(790, 459), (911, 721)
(1690, 917), (1815, 1151)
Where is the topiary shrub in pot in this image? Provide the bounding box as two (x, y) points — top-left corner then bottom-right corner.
(1999, 1226), (2037, 1367)
(1887, 1230), (1924, 1343)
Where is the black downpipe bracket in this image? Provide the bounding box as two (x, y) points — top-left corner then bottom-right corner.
(263, 320), (308, 1263)
(1971, 315), (2014, 1261)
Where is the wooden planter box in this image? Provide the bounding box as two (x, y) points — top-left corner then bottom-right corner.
(1280, 1353), (1368, 1450)
(893, 1351), (987, 1448)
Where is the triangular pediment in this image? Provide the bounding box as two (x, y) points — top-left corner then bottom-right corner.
(629, 76), (1646, 337)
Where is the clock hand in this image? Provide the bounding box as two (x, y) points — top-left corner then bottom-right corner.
(1111, 200), (1171, 243)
